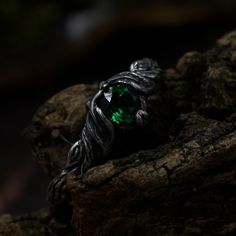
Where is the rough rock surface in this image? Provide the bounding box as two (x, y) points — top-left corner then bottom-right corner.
(2, 30), (236, 235)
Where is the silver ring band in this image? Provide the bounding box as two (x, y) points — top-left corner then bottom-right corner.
(48, 58), (161, 204)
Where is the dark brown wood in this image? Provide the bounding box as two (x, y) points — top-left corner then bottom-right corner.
(71, 112), (236, 235)
(2, 30), (236, 235)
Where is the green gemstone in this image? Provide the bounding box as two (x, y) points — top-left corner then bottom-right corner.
(100, 84), (141, 127)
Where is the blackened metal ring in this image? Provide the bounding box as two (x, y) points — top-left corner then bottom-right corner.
(48, 58), (161, 204)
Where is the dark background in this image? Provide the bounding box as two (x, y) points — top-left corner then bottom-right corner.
(0, 0), (236, 214)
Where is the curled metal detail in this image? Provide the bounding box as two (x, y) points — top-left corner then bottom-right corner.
(48, 58), (161, 204)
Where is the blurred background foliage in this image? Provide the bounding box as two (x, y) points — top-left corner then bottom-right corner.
(1, 0), (236, 215)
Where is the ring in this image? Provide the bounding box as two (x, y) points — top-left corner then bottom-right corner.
(48, 58), (161, 204)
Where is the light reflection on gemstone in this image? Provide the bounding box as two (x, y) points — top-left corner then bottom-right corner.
(104, 87), (113, 102)
(100, 84), (141, 127)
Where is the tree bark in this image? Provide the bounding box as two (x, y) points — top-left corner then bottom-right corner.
(3, 30), (236, 235)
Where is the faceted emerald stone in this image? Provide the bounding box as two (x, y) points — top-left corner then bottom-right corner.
(100, 84), (141, 127)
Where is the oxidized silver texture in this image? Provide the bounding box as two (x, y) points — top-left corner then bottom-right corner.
(48, 58), (161, 204)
